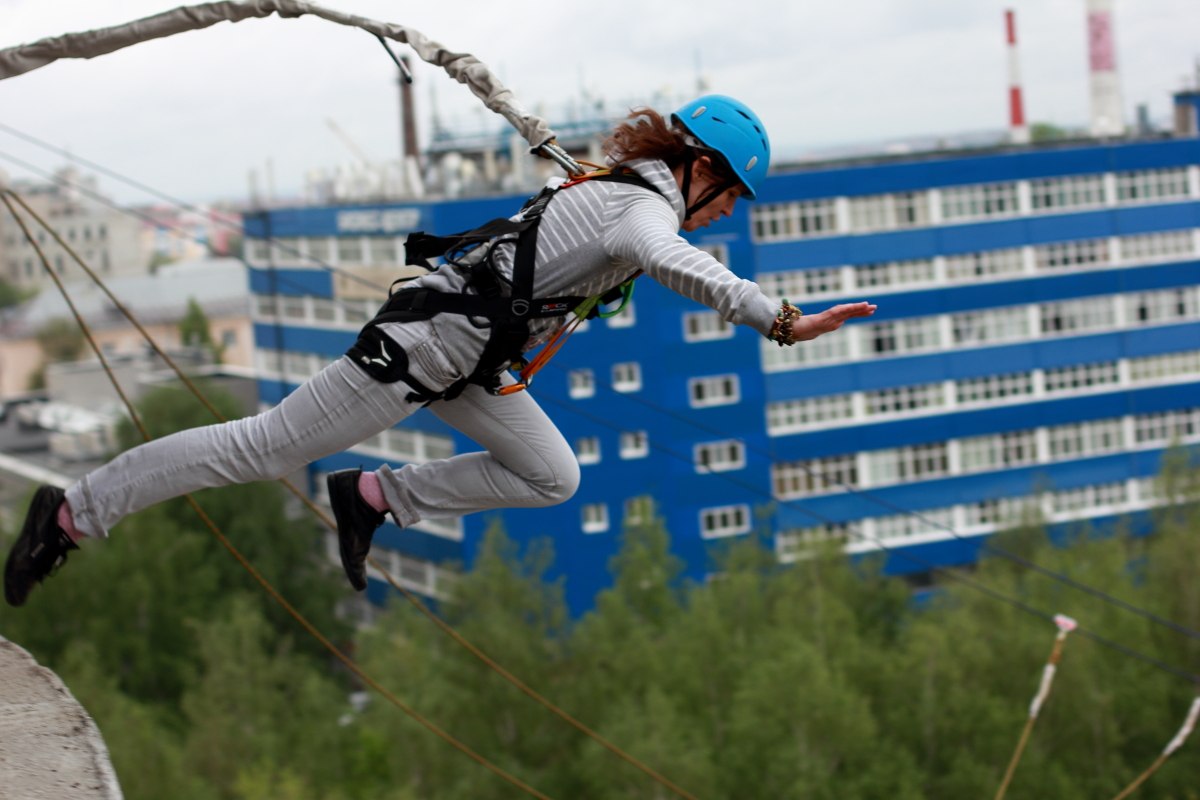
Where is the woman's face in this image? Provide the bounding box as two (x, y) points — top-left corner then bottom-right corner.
(678, 157), (744, 232)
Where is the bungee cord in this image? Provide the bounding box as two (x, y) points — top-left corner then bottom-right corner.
(992, 614), (1078, 800)
(0, 0), (584, 175)
(1109, 696), (1200, 800)
(1, 187), (702, 800)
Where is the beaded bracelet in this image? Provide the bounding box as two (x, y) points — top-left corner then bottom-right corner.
(767, 300), (803, 346)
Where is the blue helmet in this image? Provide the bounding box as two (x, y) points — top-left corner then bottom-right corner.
(672, 95), (770, 199)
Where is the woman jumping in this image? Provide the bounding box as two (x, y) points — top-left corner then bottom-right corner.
(5, 95), (876, 606)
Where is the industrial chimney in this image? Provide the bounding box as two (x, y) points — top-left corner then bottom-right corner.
(1086, 0), (1125, 137)
(1004, 9), (1029, 144)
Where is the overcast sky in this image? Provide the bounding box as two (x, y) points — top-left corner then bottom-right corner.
(1, 0), (1198, 206)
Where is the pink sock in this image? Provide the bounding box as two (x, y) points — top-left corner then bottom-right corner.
(357, 471), (388, 514)
(57, 501), (85, 542)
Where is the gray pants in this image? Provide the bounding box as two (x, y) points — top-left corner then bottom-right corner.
(66, 323), (581, 538)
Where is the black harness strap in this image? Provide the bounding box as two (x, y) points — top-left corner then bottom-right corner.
(346, 169), (662, 403)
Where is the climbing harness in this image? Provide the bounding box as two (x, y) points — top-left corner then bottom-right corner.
(347, 169), (661, 402)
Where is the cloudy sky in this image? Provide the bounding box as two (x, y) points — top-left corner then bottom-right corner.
(1, 0), (1197, 205)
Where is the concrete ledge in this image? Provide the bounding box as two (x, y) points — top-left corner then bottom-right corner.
(0, 634), (123, 800)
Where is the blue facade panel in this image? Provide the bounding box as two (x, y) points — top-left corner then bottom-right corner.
(245, 134), (1200, 615)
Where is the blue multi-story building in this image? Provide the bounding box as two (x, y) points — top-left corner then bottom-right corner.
(244, 94), (1200, 616)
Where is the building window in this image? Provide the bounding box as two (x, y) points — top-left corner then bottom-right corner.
(1043, 361), (1120, 393)
(1046, 418), (1125, 460)
(683, 310), (734, 342)
(874, 507), (955, 541)
(367, 237), (399, 265)
(772, 454), (859, 499)
(1115, 168), (1190, 203)
(694, 439), (746, 473)
(766, 393), (855, 435)
(700, 504), (751, 539)
(568, 368), (595, 399)
(336, 237), (363, 264)
(304, 237), (330, 262)
(1050, 482), (1128, 516)
(866, 443), (950, 485)
(958, 430), (1039, 473)
(951, 306), (1031, 345)
(619, 430), (649, 459)
(1029, 174), (1106, 211)
(962, 496), (1032, 529)
(1118, 230), (1194, 262)
(1129, 350), (1200, 383)
(581, 503), (609, 534)
(1133, 408), (1200, 445)
(758, 267), (844, 300)
(1039, 297), (1116, 336)
(864, 383), (946, 416)
(575, 437), (601, 465)
(688, 374), (741, 407)
(761, 332), (850, 370)
(944, 248), (1025, 282)
(863, 317), (942, 356)
(1034, 238), (1110, 271)
(853, 259), (936, 290)
(848, 191), (930, 232)
(940, 182), (1020, 221)
(612, 362), (642, 392)
(776, 523), (852, 562)
(248, 239), (270, 262)
(751, 199), (838, 242)
(1127, 288), (1200, 326)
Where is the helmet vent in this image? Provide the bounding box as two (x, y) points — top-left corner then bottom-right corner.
(745, 156), (758, 172)
(691, 106), (707, 119)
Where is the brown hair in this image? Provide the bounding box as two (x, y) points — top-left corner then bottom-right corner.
(603, 107), (736, 184)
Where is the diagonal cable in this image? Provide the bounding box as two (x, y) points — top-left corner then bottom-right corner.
(2, 188), (558, 800)
(2, 188), (702, 800)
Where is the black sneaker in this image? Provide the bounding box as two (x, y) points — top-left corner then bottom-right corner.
(327, 469), (386, 592)
(5, 485), (79, 607)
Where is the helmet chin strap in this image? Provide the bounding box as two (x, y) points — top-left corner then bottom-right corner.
(680, 146), (736, 220)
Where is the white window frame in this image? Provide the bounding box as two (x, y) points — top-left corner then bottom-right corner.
(700, 504), (752, 539)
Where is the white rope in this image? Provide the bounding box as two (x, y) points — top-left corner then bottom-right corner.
(0, 0), (557, 151)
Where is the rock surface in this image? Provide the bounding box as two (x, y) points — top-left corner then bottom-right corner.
(0, 635), (122, 800)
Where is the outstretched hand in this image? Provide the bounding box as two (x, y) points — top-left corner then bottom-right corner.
(791, 301), (877, 342)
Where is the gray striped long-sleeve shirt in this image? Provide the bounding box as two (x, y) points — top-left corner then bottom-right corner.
(413, 158), (778, 373)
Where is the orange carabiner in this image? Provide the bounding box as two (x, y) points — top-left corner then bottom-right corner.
(496, 382), (528, 396)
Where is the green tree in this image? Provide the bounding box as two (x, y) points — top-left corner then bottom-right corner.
(34, 316), (85, 362)
(178, 297), (224, 363)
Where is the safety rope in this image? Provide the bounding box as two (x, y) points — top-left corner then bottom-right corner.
(1109, 696), (1200, 800)
(1, 189), (701, 800)
(1, 189), (556, 800)
(992, 614), (1077, 800)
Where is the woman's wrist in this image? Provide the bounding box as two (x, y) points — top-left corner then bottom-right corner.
(767, 300), (803, 346)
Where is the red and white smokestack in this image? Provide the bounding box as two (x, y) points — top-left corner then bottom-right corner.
(1005, 9), (1030, 144)
(1086, 0), (1125, 137)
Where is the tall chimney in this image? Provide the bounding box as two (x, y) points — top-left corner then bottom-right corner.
(1086, 0), (1125, 137)
(399, 56), (420, 168)
(1005, 9), (1030, 144)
